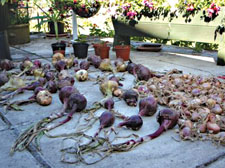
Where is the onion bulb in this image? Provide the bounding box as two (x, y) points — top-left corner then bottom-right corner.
(36, 90), (52, 106)
(75, 69), (88, 81)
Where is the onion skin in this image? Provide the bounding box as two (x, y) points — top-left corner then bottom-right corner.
(99, 59), (113, 72)
(139, 96), (157, 116)
(67, 93), (87, 112)
(58, 70), (69, 81)
(36, 90), (52, 106)
(43, 63), (51, 70)
(33, 60), (42, 68)
(52, 52), (64, 65)
(123, 90), (139, 106)
(115, 58), (127, 72)
(118, 115), (143, 131)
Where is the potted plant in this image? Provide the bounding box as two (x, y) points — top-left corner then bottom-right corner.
(6, 0), (30, 45)
(0, 0), (11, 59)
(66, 0), (101, 18)
(114, 42), (130, 61)
(33, 0), (71, 55)
(72, 35), (89, 59)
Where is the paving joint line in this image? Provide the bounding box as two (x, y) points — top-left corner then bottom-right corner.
(195, 152), (225, 168)
(0, 108), (53, 168)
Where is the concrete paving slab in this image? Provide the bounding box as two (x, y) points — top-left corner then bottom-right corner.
(1, 37), (225, 168)
(0, 129), (41, 168)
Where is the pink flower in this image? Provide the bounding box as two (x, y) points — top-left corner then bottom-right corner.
(186, 5), (194, 12)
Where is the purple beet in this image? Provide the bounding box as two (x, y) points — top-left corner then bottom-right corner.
(135, 64), (152, 81)
(55, 60), (67, 72)
(45, 71), (55, 81)
(139, 96), (158, 116)
(46, 80), (58, 93)
(57, 76), (75, 90)
(127, 60), (137, 74)
(87, 55), (102, 68)
(80, 60), (90, 70)
(118, 115), (143, 131)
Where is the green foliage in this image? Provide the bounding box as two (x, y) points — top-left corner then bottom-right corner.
(89, 21), (114, 38)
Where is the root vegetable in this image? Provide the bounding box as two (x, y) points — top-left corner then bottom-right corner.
(55, 60), (67, 72)
(100, 80), (118, 97)
(99, 59), (113, 72)
(0, 59), (14, 71)
(207, 122), (220, 134)
(45, 71), (55, 81)
(109, 75), (123, 86)
(36, 90), (52, 106)
(139, 96), (157, 116)
(123, 90), (139, 106)
(94, 111), (115, 137)
(87, 55), (101, 68)
(52, 52), (64, 65)
(46, 80), (58, 93)
(127, 60), (137, 74)
(80, 61), (90, 70)
(0, 71), (9, 87)
(57, 77), (75, 90)
(118, 115), (143, 131)
(115, 58), (127, 72)
(104, 97), (114, 110)
(75, 69), (88, 81)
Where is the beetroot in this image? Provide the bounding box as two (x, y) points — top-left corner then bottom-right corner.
(139, 96), (158, 116)
(94, 111), (115, 137)
(118, 115), (143, 130)
(123, 90), (139, 106)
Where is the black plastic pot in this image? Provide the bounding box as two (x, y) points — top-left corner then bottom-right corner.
(51, 42), (66, 55)
(0, 31), (11, 60)
(48, 22), (64, 34)
(0, 3), (9, 32)
(72, 42), (89, 59)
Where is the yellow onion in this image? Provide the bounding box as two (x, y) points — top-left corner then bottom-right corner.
(33, 68), (45, 78)
(64, 56), (74, 69)
(52, 53), (64, 65)
(100, 80), (118, 96)
(99, 59), (113, 72)
(36, 90), (52, 106)
(58, 70), (70, 80)
(75, 69), (88, 81)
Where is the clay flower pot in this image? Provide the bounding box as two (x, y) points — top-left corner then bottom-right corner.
(98, 45), (110, 59)
(114, 45), (131, 61)
(93, 43), (101, 56)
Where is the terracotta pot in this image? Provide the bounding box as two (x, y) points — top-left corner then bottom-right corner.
(93, 43), (101, 56)
(114, 45), (130, 61)
(99, 46), (110, 59)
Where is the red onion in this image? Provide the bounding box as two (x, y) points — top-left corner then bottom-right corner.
(0, 71), (9, 87)
(94, 111), (115, 137)
(49, 92), (87, 129)
(123, 90), (139, 106)
(43, 63), (51, 70)
(57, 77), (75, 90)
(207, 122), (220, 134)
(36, 90), (52, 106)
(114, 58), (127, 72)
(0, 59), (14, 71)
(33, 60), (42, 68)
(180, 126), (191, 139)
(104, 97), (114, 110)
(20, 58), (33, 71)
(127, 60), (137, 74)
(118, 115), (143, 130)
(139, 96), (157, 116)
(80, 60), (90, 70)
(46, 80), (58, 93)
(87, 55), (102, 68)
(55, 60), (67, 72)
(211, 104), (223, 114)
(109, 75), (123, 86)
(118, 108), (179, 146)
(135, 64), (152, 81)
(73, 59), (79, 67)
(44, 71), (55, 81)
